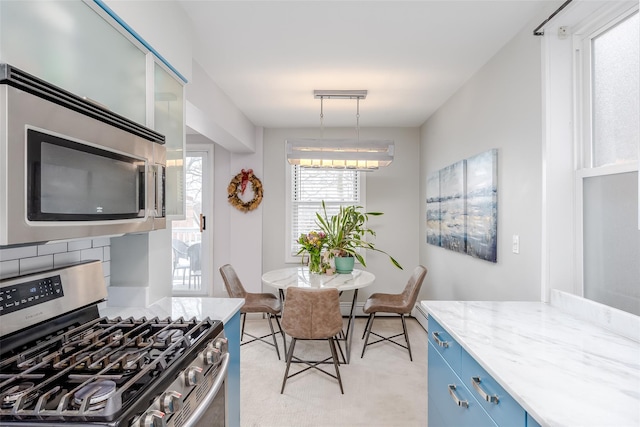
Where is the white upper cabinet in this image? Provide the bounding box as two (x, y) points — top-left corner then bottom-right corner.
(0, 1), (146, 124)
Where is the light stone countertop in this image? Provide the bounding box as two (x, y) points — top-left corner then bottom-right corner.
(262, 266), (375, 291)
(421, 293), (640, 427)
(100, 297), (243, 324)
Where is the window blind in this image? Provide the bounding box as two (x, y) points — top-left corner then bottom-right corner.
(290, 166), (360, 255)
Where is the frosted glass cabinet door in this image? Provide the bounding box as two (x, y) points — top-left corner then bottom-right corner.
(154, 63), (185, 217)
(0, 1), (146, 124)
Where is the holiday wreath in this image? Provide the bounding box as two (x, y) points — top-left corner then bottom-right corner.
(228, 168), (263, 212)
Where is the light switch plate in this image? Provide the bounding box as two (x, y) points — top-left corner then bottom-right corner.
(512, 235), (520, 254)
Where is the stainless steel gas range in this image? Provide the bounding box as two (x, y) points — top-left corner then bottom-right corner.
(0, 260), (228, 427)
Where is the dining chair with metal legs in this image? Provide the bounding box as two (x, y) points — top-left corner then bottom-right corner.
(280, 287), (345, 394)
(361, 265), (428, 361)
(219, 264), (285, 359)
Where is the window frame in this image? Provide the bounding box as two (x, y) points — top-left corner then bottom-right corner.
(577, 5), (639, 170)
(284, 165), (367, 263)
(573, 3), (639, 292)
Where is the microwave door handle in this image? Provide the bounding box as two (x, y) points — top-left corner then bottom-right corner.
(151, 164), (165, 217)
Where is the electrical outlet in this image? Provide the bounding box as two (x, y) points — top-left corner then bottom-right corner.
(512, 235), (520, 254)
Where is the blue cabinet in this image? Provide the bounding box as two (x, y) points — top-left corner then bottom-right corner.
(428, 316), (532, 427)
(428, 340), (497, 426)
(225, 311), (241, 427)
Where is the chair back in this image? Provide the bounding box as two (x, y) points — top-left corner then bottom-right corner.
(172, 239), (189, 257)
(219, 264), (247, 299)
(188, 243), (201, 272)
(281, 287), (342, 340)
(401, 265), (428, 309)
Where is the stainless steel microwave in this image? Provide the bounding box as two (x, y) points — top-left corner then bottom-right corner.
(0, 64), (166, 246)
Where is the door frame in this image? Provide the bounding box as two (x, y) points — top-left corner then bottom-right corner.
(172, 142), (214, 296)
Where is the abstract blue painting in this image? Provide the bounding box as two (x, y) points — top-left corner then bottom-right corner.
(439, 161), (466, 253)
(426, 171), (441, 246)
(425, 149), (498, 263)
(465, 149), (498, 262)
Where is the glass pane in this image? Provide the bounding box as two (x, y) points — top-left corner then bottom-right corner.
(583, 172), (640, 316)
(0, 1), (146, 123)
(592, 12), (639, 167)
(155, 63), (185, 216)
(172, 155), (203, 293)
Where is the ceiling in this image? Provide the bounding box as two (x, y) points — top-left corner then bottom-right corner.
(178, 1), (555, 129)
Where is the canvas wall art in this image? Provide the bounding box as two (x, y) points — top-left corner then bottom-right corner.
(425, 149), (498, 263)
(426, 171), (441, 246)
(465, 149), (498, 262)
(439, 161), (466, 253)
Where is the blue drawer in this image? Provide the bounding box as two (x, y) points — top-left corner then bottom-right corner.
(428, 316), (461, 371)
(460, 349), (526, 426)
(428, 341), (497, 427)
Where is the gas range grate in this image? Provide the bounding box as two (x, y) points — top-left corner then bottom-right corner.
(0, 316), (221, 424)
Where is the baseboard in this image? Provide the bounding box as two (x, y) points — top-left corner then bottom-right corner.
(412, 303), (428, 332)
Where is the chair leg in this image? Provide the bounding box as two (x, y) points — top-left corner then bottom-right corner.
(274, 314), (287, 354)
(329, 337), (344, 394)
(240, 312), (247, 341)
(280, 338), (297, 394)
(400, 314), (413, 362)
(267, 314), (281, 360)
(362, 313), (373, 339)
(361, 313), (376, 358)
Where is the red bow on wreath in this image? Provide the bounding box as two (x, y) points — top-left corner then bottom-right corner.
(240, 169), (253, 195)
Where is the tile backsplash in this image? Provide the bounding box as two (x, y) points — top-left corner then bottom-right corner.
(0, 238), (111, 286)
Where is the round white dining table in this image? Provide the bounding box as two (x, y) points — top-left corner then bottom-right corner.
(261, 266), (375, 363)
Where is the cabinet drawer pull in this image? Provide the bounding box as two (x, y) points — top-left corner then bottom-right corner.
(432, 331), (449, 348)
(471, 376), (499, 404)
(448, 384), (468, 408)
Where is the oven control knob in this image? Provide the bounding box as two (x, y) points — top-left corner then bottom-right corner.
(184, 366), (203, 386)
(142, 410), (166, 427)
(160, 391), (183, 414)
(204, 347), (222, 365)
(214, 337), (228, 353)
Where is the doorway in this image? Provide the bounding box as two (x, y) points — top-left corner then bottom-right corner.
(171, 146), (213, 295)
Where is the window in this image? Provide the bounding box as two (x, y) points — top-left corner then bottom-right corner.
(576, 6), (639, 315)
(584, 10), (639, 168)
(287, 166), (362, 258)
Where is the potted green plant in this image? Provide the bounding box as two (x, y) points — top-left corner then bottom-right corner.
(315, 201), (403, 273)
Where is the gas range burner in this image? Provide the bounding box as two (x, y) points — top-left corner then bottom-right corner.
(155, 328), (184, 346)
(1, 382), (38, 408)
(108, 348), (149, 371)
(72, 380), (116, 411)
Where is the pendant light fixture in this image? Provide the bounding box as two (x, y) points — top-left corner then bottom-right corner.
(286, 90), (394, 171)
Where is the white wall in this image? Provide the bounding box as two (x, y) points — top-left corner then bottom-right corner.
(420, 24), (543, 301)
(262, 127), (421, 304)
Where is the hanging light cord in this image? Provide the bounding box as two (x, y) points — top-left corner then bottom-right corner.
(356, 97), (360, 141)
(320, 96), (324, 139)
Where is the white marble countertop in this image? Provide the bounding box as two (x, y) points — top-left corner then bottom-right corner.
(421, 297), (640, 427)
(100, 297), (243, 324)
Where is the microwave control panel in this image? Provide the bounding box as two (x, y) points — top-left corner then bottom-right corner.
(0, 275), (64, 316)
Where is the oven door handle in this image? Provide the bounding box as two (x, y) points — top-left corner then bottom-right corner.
(182, 352), (229, 425)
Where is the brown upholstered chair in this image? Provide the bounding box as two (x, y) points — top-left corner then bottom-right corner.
(361, 265), (427, 361)
(280, 287), (345, 394)
(219, 264), (285, 359)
